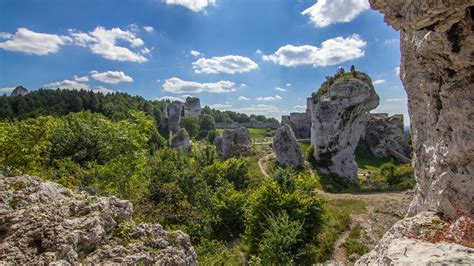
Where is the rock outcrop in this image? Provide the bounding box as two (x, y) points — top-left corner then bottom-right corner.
(214, 127), (253, 159)
(272, 124), (304, 168)
(362, 113), (409, 160)
(371, 0), (474, 219)
(170, 128), (191, 151)
(311, 74), (379, 183)
(10, 86), (28, 96)
(0, 174), (198, 265)
(281, 97), (312, 139)
(165, 101), (184, 133)
(184, 97), (201, 118)
(357, 212), (474, 265)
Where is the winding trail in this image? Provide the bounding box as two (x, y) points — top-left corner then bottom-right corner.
(258, 151), (412, 263)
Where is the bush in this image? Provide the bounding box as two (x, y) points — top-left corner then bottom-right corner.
(307, 145), (317, 167)
(180, 117), (200, 139)
(380, 161), (402, 186)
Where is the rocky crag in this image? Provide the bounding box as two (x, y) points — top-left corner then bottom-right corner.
(272, 124), (304, 168)
(163, 97), (202, 133)
(310, 73), (379, 183)
(10, 86), (28, 96)
(184, 97), (201, 118)
(0, 174), (198, 265)
(361, 113), (410, 161)
(281, 97), (312, 139)
(214, 127), (253, 159)
(358, 0), (474, 264)
(170, 128), (191, 151)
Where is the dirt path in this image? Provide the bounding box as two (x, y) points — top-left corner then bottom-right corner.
(260, 153), (412, 263)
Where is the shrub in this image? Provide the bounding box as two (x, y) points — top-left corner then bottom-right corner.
(380, 161), (402, 186)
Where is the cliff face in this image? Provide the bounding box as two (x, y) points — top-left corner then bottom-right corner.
(273, 124), (305, 168)
(311, 76), (379, 183)
(372, 0), (473, 219)
(0, 175), (198, 265)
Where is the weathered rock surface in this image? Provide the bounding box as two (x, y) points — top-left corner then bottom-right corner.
(214, 127), (253, 159)
(371, 0), (474, 218)
(184, 97), (201, 118)
(272, 124), (304, 168)
(281, 97), (312, 139)
(10, 86), (28, 96)
(166, 101), (184, 133)
(0, 175), (198, 265)
(311, 75), (379, 183)
(170, 128), (191, 151)
(357, 212), (474, 265)
(362, 113), (409, 160)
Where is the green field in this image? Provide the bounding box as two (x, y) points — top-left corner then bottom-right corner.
(216, 128), (275, 142)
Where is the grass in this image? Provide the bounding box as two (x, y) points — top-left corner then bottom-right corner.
(343, 224), (368, 256)
(216, 128), (275, 143)
(355, 145), (399, 175)
(298, 142), (312, 154)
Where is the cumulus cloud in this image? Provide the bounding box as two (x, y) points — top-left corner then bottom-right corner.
(286, 83), (292, 87)
(163, 77), (237, 94)
(156, 95), (185, 102)
(238, 96), (250, 101)
(0, 87), (15, 93)
(373, 79), (386, 85)
(263, 35), (366, 67)
(69, 27), (148, 63)
(0, 28), (71, 55)
(90, 70), (133, 84)
(163, 0), (216, 12)
(256, 95), (282, 102)
(74, 75), (89, 82)
(301, 0), (369, 28)
(292, 105), (306, 111)
(0, 32), (12, 39)
(193, 55), (259, 74)
(44, 79), (114, 94)
(143, 26), (154, 32)
(274, 87), (287, 92)
(189, 50), (202, 57)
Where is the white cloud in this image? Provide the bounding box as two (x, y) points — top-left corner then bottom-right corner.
(238, 96), (250, 101)
(190, 50), (202, 57)
(395, 67), (400, 76)
(286, 83), (292, 87)
(373, 79), (386, 85)
(143, 26), (154, 32)
(384, 38), (399, 45)
(263, 35), (366, 67)
(209, 103), (233, 109)
(44, 79), (114, 94)
(0, 28), (70, 55)
(0, 32), (12, 39)
(292, 105), (306, 111)
(163, 77), (237, 94)
(157, 96), (185, 102)
(193, 55), (259, 74)
(70, 27), (148, 63)
(386, 98), (405, 102)
(274, 87), (287, 92)
(255, 49), (263, 55)
(256, 95), (282, 102)
(90, 70), (133, 84)
(163, 0), (216, 12)
(0, 87), (15, 93)
(74, 75), (89, 82)
(301, 0), (369, 28)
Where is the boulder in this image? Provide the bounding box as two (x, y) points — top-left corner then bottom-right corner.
(363, 113), (409, 160)
(214, 127), (252, 159)
(10, 86), (28, 96)
(272, 124), (304, 168)
(170, 128), (191, 151)
(371, 0), (474, 218)
(311, 75), (379, 183)
(0, 175), (198, 265)
(166, 101), (184, 133)
(184, 97), (201, 118)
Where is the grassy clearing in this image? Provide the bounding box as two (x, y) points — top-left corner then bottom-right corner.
(216, 128), (275, 143)
(343, 224), (368, 256)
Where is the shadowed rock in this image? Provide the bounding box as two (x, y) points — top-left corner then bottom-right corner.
(214, 127), (253, 159)
(170, 128), (191, 151)
(273, 124), (304, 168)
(184, 97), (201, 118)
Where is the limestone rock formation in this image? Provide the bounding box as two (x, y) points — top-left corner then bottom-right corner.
(281, 97), (312, 139)
(166, 101), (184, 133)
(170, 128), (191, 151)
(371, 0), (474, 218)
(0, 174), (198, 265)
(362, 113), (409, 160)
(272, 124), (304, 168)
(214, 127), (253, 159)
(10, 86), (28, 96)
(311, 75), (379, 183)
(357, 212), (474, 265)
(184, 97), (201, 118)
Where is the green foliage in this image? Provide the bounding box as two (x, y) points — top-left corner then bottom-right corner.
(316, 67), (371, 98)
(343, 224), (368, 256)
(180, 117), (200, 139)
(198, 114), (216, 140)
(195, 239), (242, 266)
(206, 129), (217, 143)
(380, 161), (400, 185)
(306, 145), (317, 167)
(258, 212), (303, 264)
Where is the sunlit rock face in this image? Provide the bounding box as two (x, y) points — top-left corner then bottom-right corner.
(214, 127), (253, 159)
(0, 175), (198, 265)
(166, 101), (184, 133)
(170, 128), (191, 151)
(184, 97), (201, 118)
(372, 0), (473, 219)
(273, 124), (304, 168)
(311, 76), (379, 183)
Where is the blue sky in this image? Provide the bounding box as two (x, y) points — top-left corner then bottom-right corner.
(0, 0), (409, 124)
